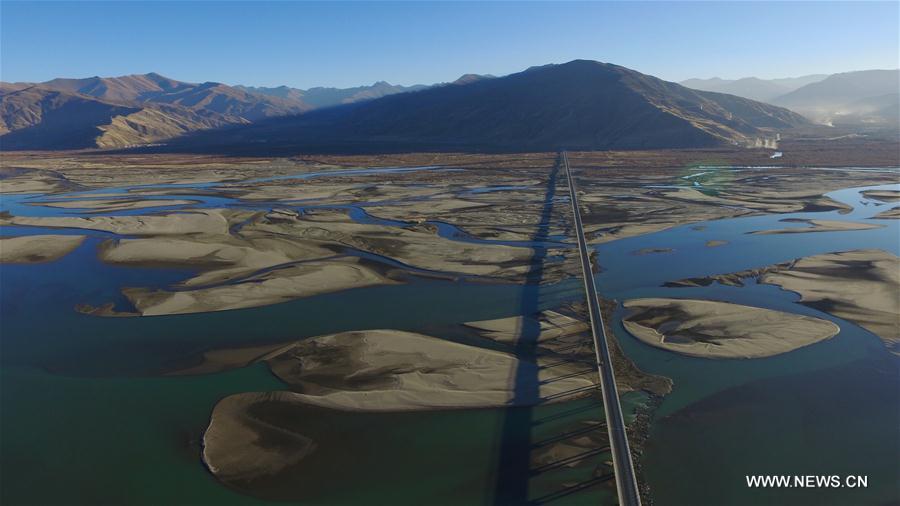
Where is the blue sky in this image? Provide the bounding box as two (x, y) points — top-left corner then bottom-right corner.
(1, 1), (897, 88)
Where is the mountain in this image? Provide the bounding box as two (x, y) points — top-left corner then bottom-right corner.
(845, 93), (900, 123)
(681, 77), (789, 102)
(772, 69), (900, 126)
(299, 81), (430, 108)
(164, 60), (807, 154)
(0, 86), (242, 150)
(451, 74), (496, 85)
(232, 85), (306, 103)
(0, 73), (437, 150)
(236, 81), (427, 109)
(40, 73), (188, 103)
(1, 63), (811, 152)
(38, 73), (308, 120)
(767, 74), (831, 91)
(0, 82), (31, 95)
(683, 70), (899, 127)
(1, 87), (139, 148)
(0, 73), (306, 149)
(680, 74), (828, 102)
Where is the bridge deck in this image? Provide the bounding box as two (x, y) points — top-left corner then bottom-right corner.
(562, 151), (642, 506)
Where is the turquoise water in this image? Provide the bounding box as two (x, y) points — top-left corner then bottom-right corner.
(589, 181), (900, 505)
(594, 184), (900, 294)
(1, 168), (898, 504)
(0, 364), (282, 506)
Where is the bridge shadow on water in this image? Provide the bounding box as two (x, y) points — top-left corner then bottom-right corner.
(491, 154), (614, 505)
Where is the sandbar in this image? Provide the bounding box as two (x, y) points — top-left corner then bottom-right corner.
(31, 198), (197, 211)
(759, 249), (900, 354)
(862, 189), (900, 202)
(870, 207), (900, 220)
(202, 391), (318, 483)
(124, 256), (394, 315)
(749, 218), (882, 235)
(663, 249), (900, 354)
(0, 235), (85, 264)
(266, 329), (597, 411)
(622, 298), (839, 359)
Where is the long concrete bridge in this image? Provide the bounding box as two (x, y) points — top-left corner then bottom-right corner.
(563, 151), (642, 506)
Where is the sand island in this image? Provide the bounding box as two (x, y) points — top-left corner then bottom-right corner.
(0, 235), (85, 264)
(663, 249), (900, 355)
(622, 298), (840, 359)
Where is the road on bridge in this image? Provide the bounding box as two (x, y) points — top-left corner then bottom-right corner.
(562, 151), (642, 506)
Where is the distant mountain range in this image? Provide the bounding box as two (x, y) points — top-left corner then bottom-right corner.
(0, 85), (242, 150)
(0, 74), (427, 149)
(772, 70), (899, 126)
(235, 81), (429, 109)
(15, 61), (898, 153)
(682, 70), (899, 126)
(680, 75), (828, 102)
(160, 60), (806, 154)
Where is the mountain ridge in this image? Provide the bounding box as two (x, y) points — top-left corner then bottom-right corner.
(0, 85), (245, 149)
(681, 74), (828, 101)
(158, 59), (806, 155)
(771, 69), (899, 125)
(36, 73), (309, 120)
(0, 73), (433, 149)
(2, 62), (815, 152)
(241, 81), (429, 109)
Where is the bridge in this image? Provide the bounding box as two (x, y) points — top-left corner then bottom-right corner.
(563, 151), (642, 506)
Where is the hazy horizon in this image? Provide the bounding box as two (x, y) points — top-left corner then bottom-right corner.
(2, 1), (898, 88)
(3, 62), (899, 92)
